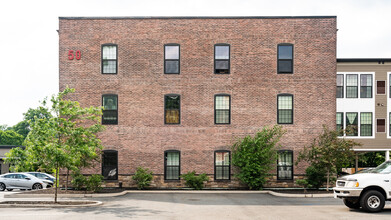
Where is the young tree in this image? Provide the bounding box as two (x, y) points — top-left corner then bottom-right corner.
(231, 125), (285, 190)
(297, 125), (361, 191)
(7, 88), (104, 202)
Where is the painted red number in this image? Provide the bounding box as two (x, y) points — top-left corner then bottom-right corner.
(75, 50), (81, 60)
(68, 50), (74, 60)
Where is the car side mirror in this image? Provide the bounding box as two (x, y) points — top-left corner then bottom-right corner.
(25, 177), (31, 180)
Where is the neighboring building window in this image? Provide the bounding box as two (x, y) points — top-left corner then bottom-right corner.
(214, 44), (230, 74)
(377, 81), (386, 95)
(164, 44), (180, 74)
(214, 151), (230, 180)
(346, 75), (358, 98)
(360, 113), (372, 136)
(277, 44), (293, 73)
(336, 112), (344, 136)
(215, 95), (230, 124)
(102, 44), (117, 74)
(164, 150), (180, 180)
(102, 150), (118, 180)
(164, 94), (180, 124)
(277, 150), (293, 180)
(360, 74), (372, 98)
(389, 113), (391, 136)
(377, 119), (386, 133)
(277, 94), (293, 124)
(102, 95), (118, 125)
(337, 74), (344, 98)
(389, 75), (391, 97)
(346, 112), (358, 136)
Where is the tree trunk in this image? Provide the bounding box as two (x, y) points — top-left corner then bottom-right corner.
(65, 169), (69, 191)
(55, 165), (59, 203)
(326, 169), (330, 191)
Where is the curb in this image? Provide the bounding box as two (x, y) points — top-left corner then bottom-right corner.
(0, 200), (103, 208)
(4, 190), (333, 198)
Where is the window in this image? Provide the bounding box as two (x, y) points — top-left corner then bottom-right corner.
(102, 150), (118, 180)
(389, 113), (391, 136)
(164, 44), (180, 74)
(336, 112), (344, 136)
(337, 74), (344, 98)
(277, 44), (293, 73)
(377, 81), (386, 95)
(165, 94), (180, 124)
(360, 75), (372, 98)
(377, 119), (385, 133)
(102, 95), (118, 125)
(215, 95), (230, 124)
(214, 44), (230, 74)
(346, 112), (358, 136)
(277, 150), (293, 180)
(164, 150), (180, 180)
(277, 94), (293, 124)
(346, 75), (358, 98)
(214, 151), (230, 180)
(360, 113), (372, 136)
(102, 44), (117, 74)
(389, 75), (391, 97)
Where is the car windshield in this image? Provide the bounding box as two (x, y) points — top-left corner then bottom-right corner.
(369, 161), (391, 174)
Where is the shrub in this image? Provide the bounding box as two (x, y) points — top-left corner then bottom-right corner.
(132, 167), (153, 189)
(181, 171), (208, 190)
(303, 164), (327, 190)
(71, 170), (86, 190)
(86, 174), (103, 192)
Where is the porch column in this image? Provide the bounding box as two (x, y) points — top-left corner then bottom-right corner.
(386, 150), (390, 161)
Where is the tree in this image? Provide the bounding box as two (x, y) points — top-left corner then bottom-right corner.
(11, 107), (52, 139)
(6, 88), (104, 203)
(297, 125), (361, 191)
(0, 129), (24, 145)
(231, 125), (285, 190)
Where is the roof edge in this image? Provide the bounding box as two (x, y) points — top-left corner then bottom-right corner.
(59, 16), (337, 20)
(337, 58), (391, 63)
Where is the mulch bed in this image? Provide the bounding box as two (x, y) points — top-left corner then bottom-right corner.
(271, 189), (333, 194)
(21, 188), (125, 195)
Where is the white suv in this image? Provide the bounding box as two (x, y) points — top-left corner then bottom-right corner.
(333, 160), (391, 212)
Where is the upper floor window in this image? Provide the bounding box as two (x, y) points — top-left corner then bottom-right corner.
(215, 151), (230, 180)
(360, 112), (372, 136)
(277, 44), (293, 74)
(277, 150), (293, 180)
(336, 112), (344, 136)
(360, 75), (372, 98)
(102, 44), (117, 74)
(337, 74), (344, 98)
(102, 95), (118, 125)
(164, 150), (180, 180)
(377, 81), (386, 95)
(346, 74), (358, 98)
(215, 95), (231, 124)
(346, 112), (358, 136)
(214, 44), (230, 74)
(277, 94), (293, 124)
(164, 44), (180, 74)
(102, 150), (118, 180)
(165, 94), (180, 124)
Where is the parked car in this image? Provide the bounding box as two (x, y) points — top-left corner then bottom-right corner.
(26, 172), (56, 187)
(333, 160), (391, 212)
(0, 173), (50, 191)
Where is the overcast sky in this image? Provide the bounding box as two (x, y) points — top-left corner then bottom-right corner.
(1, 0), (390, 127)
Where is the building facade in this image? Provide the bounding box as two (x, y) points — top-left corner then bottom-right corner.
(0, 146), (24, 174)
(337, 59), (391, 169)
(59, 16), (337, 188)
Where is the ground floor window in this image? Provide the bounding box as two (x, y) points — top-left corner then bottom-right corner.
(215, 151), (230, 180)
(165, 150), (180, 180)
(102, 150), (118, 180)
(277, 150), (293, 180)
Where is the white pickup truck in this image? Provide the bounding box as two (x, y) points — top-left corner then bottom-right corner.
(333, 160), (391, 212)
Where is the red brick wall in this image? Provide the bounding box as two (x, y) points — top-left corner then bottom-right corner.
(59, 17), (336, 187)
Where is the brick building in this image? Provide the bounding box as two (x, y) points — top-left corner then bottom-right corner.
(59, 16), (337, 188)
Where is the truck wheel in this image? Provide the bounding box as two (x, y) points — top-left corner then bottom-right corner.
(360, 190), (385, 212)
(343, 198), (360, 209)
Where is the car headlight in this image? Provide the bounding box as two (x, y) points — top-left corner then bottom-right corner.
(345, 181), (359, 187)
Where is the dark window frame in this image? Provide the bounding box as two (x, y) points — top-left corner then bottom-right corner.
(277, 150), (294, 181)
(214, 43), (230, 74)
(214, 94), (231, 125)
(360, 112), (373, 136)
(277, 94), (294, 124)
(337, 74), (344, 98)
(346, 74), (358, 98)
(102, 94), (118, 125)
(102, 150), (118, 181)
(377, 80), (386, 95)
(214, 150), (231, 181)
(337, 112), (344, 136)
(277, 43), (294, 74)
(164, 43), (180, 74)
(346, 112), (358, 136)
(376, 118), (386, 133)
(101, 44), (118, 74)
(360, 74), (372, 98)
(164, 150), (181, 181)
(164, 94), (181, 125)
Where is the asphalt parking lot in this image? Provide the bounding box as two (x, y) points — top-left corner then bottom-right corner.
(0, 191), (391, 219)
